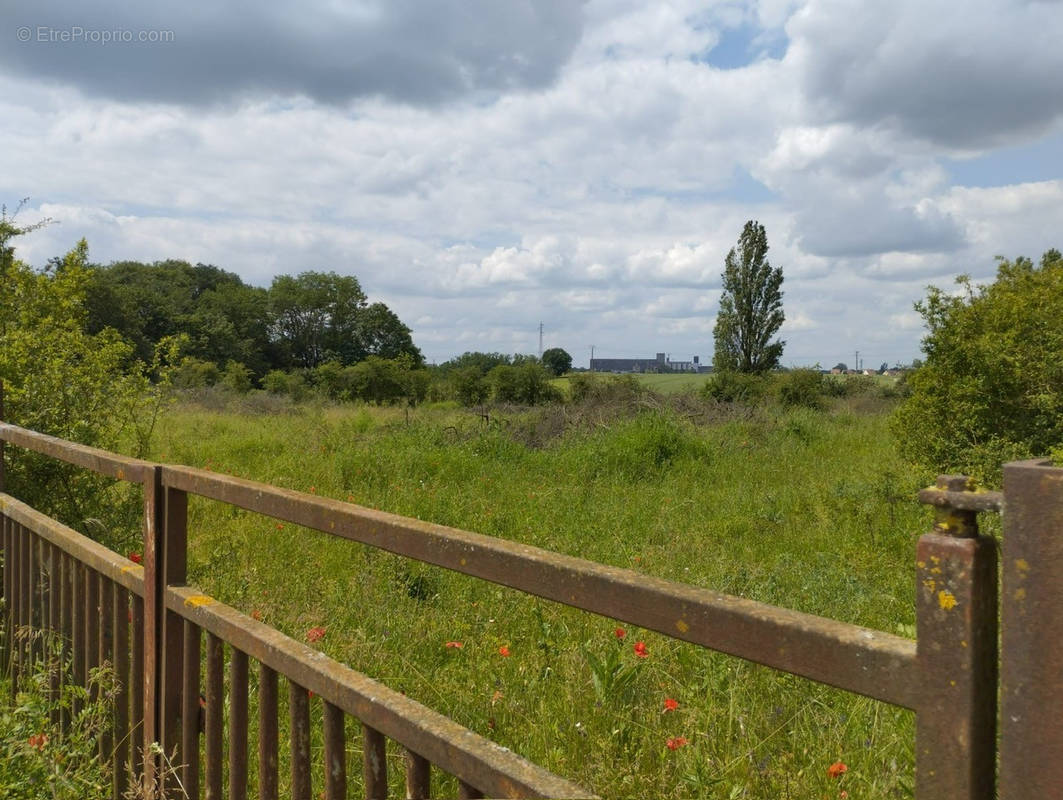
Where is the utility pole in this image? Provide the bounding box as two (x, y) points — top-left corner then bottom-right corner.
(538, 322), (544, 359)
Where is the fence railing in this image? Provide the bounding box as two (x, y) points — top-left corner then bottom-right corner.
(2, 414), (1062, 798)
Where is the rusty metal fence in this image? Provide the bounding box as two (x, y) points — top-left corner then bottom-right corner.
(2, 415), (1061, 798)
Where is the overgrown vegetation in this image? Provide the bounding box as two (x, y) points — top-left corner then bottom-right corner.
(892, 249), (1063, 485)
(0, 630), (116, 800)
(142, 389), (925, 799)
(0, 207), (167, 548)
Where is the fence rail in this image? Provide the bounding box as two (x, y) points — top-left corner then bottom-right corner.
(3, 413), (1062, 798)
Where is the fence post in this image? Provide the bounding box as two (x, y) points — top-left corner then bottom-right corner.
(1000, 459), (1063, 798)
(914, 475), (997, 800)
(142, 467), (189, 796)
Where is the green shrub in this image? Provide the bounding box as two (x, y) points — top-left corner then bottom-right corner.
(0, 222), (167, 544)
(892, 249), (1063, 485)
(0, 631), (115, 800)
(702, 370), (768, 404)
(451, 366), (489, 406)
(777, 368), (827, 410)
(220, 361), (252, 393)
(489, 362), (562, 405)
(171, 357), (220, 389)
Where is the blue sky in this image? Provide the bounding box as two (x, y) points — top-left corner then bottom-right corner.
(3, 0), (1062, 368)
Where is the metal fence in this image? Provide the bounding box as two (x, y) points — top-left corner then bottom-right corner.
(2, 416), (1061, 798)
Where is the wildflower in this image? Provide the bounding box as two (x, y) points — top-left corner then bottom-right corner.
(251, 610), (263, 621)
(633, 641), (649, 658)
(666, 737), (688, 751)
(306, 626), (327, 643)
(445, 641), (464, 649)
(498, 646), (511, 657)
(663, 697), (679, 713)
(490, 690), (503, 705)
(276, 523), (284, 531)
(828, 761), (848, 779)
(614, 627), (626, 639)
(309, 486), (316, 494)
(28, 733), (48, 750)
(840, 792), (849, 799)
(128, 552), (142, 564)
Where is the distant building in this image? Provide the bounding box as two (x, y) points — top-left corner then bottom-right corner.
(590, 352), (711, 373)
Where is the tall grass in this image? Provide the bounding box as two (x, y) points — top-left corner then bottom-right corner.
(145, 396), (931, 798)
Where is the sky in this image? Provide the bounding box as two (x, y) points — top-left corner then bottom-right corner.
(3, 1), (1062, 369)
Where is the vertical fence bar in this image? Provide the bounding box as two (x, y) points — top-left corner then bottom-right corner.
(29, 532), (41, 664)
(98, 575), (114, 768)
(404, 750), (430, 800)
(323, 702), (346, 800)
(204, 633), (224, 800)
(131, 594), (145, 777)
(1000, 459), (1063, 798)
(114, 585), (131, 800)
(84, 564), (99, 695)
(363, 724), (386, 800)
(182, 620), (202, 800)
(59, 551), (72, 730)
(18, 522), (30, 682)
(2, 517), (11, 686)
(290, 681), (312, 800)
(160, 485), (188, 777)
(1, 516), (7, 683)
(141, 465), (164, 788)
(258, 664), (279, 800)
(915, 475), (997, 800)
(229, 648), (249, 800)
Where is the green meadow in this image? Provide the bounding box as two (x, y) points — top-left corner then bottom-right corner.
(144, 391), (935, 798)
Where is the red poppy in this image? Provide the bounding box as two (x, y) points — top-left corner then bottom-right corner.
(663, 697), (679, 713)
(306, 626), (327, 643)
(614, 627), (626, 639)
(666, 737), (688, 751)
(309, 486), (316, 494)
(498, 646), (511, 657)
(28, 733), (48, 750)
(445, 641), (464, 649)
(828, 761), (848, 779)
(251, 610), (263, 621)
(128, 552), (142, 564)
(633, 641), (649, 658)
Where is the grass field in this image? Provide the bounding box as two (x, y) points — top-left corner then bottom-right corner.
(553, 372), (711, 396)
(143, 394), (934, 798)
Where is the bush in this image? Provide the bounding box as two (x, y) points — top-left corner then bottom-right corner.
(777, 368), (827, 410)
(567, 373), (644, 405)
(489, 362), (562, 405)
(0, 222), (167, 546)
(220, 361), (252, 393)
(891, 249), (1063, 485)
(0, 631), (115, 800)
(171, 357), (220, 389)
(451, 366), (490, 406)
(702, 370), (768, 404)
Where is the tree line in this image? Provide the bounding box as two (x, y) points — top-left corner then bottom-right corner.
(81, 259), (422, 379)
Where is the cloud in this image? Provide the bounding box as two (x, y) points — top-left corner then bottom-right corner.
(3, 0), (585, 106)
(786, 0), (1063, 149)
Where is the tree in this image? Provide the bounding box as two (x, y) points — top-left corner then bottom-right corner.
(832, 362), (848, 372)
(891, 249), (1063, 485)
(1, 206), (168, 548)
(541, 347), (572, 376)
(712, 221), (785, 373)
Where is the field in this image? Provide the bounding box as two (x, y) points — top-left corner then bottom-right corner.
(554, 372), (710, 395)
(144, 393), (935, 798)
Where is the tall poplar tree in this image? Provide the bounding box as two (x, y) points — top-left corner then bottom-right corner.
(712, 220), (785, 373)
